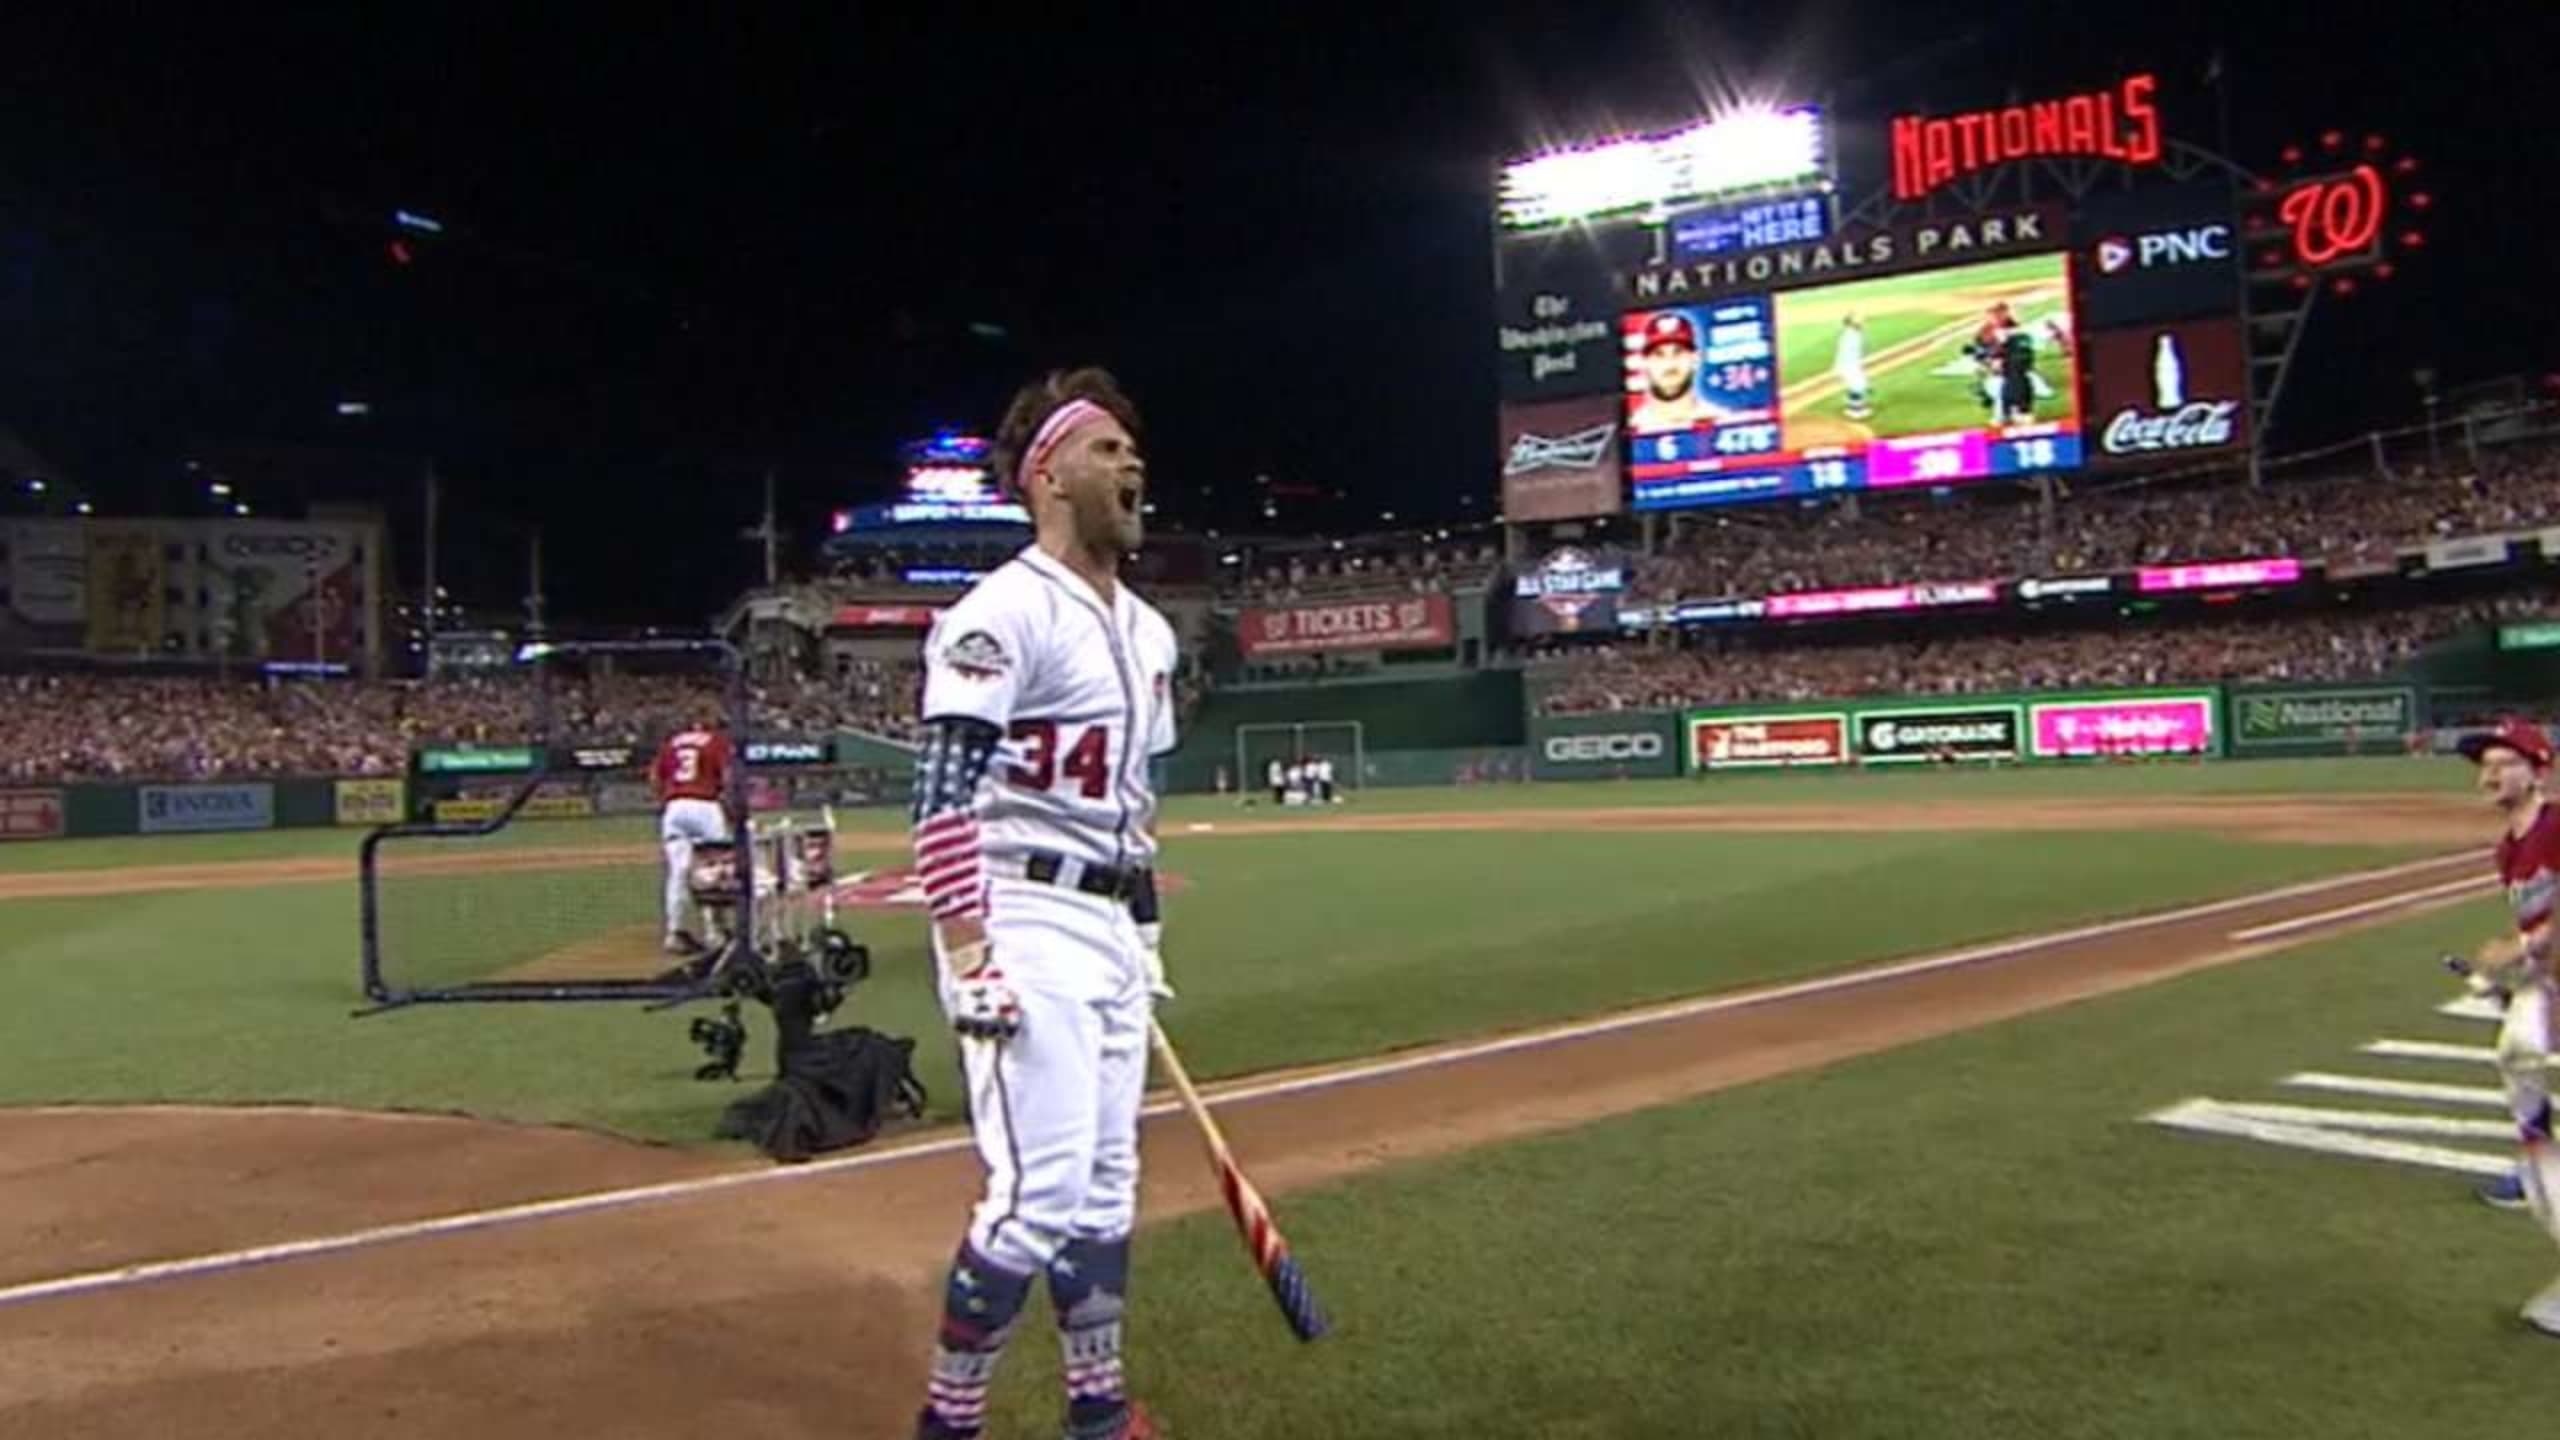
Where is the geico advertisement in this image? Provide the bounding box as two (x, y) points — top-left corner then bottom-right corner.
(1530, 713), (1680, 779)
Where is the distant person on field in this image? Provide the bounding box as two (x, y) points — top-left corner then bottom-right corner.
(1832, 313), (1873, 422)
(652, 712), (734, 956)
(1267, 755), (1286, 806)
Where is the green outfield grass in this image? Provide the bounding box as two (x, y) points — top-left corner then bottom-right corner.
(0, 818), (2415, 1143)
(0, 757), (2459, 874)
(978, 898), (2557, 1439)
(1774, 250), (2076, 443)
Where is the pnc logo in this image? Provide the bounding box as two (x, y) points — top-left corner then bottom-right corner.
(2093, 224), (2232, 277)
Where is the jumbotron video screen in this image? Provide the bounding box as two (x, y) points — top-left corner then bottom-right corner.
(1624, 251), (2084, 508)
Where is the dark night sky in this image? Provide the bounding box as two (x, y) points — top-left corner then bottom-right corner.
(2, 3), (2552, 623)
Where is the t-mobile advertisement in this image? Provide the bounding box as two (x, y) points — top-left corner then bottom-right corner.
(2028, 694), (2219, 758)
(2087, 319), (2249, 467)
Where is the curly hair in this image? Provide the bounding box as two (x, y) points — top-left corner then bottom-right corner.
(991, 367), (1143, 497)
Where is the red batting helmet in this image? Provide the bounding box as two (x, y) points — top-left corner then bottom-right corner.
(1641, 312), (1698, 353)
(2459, 716), (2555, 769)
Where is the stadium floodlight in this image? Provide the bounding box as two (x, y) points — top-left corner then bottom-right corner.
(1499, 105), (1826, 231)
(393, 209), (445, 234)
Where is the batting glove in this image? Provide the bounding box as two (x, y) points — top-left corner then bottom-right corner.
(1138, 922), (1174, 1001)
(944, 941), (1023, 1040)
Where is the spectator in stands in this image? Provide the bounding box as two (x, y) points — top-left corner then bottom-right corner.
(1532, 594), (2546, 716)
(0, 660), (927, 783)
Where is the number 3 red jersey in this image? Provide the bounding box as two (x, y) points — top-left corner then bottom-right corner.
(653, 729), (734, 805)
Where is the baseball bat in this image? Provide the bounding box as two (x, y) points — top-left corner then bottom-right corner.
(1147, 1020), (1330, 1342)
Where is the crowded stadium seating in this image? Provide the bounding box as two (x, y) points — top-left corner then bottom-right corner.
(0, 667), (920, 783)
(10, 430), (2559, 783)
(1629, 440), (2560, 605)
(1531, 594), (2550, 716)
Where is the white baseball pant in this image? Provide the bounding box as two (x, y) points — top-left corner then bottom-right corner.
(941, 870), (1153, 1275)
(660, 798), (729, 941)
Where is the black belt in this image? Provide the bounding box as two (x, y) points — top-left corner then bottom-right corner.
(1022, 850), (1151, 904)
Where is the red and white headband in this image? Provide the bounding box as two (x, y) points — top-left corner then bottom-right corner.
(1014, 398), (1113, 497)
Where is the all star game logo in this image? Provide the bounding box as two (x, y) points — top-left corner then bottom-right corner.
(1512, 546), (1628, 634)
(942, 629), (1009, 679)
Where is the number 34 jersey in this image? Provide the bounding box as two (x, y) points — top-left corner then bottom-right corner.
(920, 545), (1181, 870)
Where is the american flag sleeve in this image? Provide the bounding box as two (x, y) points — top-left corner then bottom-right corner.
(911, 716), (1002, 923)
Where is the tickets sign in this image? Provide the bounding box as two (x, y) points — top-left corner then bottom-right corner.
(1237, 595), (1457, 658)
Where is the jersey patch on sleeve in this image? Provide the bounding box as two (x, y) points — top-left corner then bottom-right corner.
(941, 629), (1010, 680)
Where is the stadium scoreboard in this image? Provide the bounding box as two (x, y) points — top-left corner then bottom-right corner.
(1493, 72), (2260, 526)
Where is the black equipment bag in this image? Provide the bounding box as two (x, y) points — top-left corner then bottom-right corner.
(716, 1025), (929, 1162)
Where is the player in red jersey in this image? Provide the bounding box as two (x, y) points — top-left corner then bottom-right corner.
(653, 714), (735, 955)
(2458, 716), (2560, 1334)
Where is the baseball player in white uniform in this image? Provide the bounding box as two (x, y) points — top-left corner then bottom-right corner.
(1832, 313), (1872, 421)
(908, 368), (1178, 1440)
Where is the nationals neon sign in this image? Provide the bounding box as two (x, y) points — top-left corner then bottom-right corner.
(1891, 74), (2162, 200)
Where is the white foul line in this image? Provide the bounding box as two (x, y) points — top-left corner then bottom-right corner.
(2225, 873), (2492, 942)
(2281, 1072), (2511, 1108)
(2440, 996), (2506, 1024)
(2360, 1039), (2508, 1066)
(2183, 1100), (2515, 1139)
(2147, 1098), (2511, 1177)
(0, 848), (2477, 1312)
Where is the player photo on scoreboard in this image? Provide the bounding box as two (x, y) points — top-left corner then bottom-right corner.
(1771, 251), (2081, 452)
(1620, 298), (1777, 436)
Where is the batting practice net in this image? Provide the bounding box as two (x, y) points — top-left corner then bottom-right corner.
(359, 638), (779, 1006)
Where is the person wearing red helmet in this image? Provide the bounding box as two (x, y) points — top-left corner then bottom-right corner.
(1629, 310), (1737, 433)
(2458, 716), (2560, 1335)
